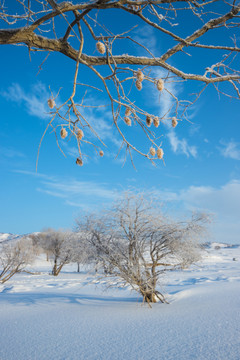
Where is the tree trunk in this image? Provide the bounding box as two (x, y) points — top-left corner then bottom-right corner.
(144, 291), (158, 303)
(52, 258), (58, 276)
(55, 263), (64, 276)
(140, 288), (166, 305)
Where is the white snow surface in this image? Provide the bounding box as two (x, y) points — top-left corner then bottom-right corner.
(0, 232), (22, 243)
(0, 244), (239, 360)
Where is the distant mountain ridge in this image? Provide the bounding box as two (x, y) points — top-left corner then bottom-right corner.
(1, 232), (239, 248)
(0, 232), (27, 243)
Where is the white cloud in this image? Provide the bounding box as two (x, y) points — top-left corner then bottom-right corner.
(2, 83), (51, 120)
(179, 181), (240, 215)
(16, 169), (120, 210)
(15, 170), (117, 202)
(164, 180), (240, 244)
(0, 146), (25, 159)
(14, 170), (55, 181)
(167, 130), (197, 158)
(41, 179), (117, 200)
(219, 140), (240, 160)
(133, 25), (157, 54)
(153, 179), (240, 243)
(133, 28), (197, 160)
(3, 82), (122, 159)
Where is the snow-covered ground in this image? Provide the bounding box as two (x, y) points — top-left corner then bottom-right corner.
(0, 243), (239, 360)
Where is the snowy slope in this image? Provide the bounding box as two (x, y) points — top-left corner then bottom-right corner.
(0, 244), (239, 360)
(0, 232), (22, 243)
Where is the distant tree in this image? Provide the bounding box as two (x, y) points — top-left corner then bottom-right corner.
(70, 233), (93, 272)
(31, 229), (54, 261)
(35, 229), (76, 275)
(77, 192), (210, 305)
(1, 1), (240, 166)
(0, 238), (35, 283)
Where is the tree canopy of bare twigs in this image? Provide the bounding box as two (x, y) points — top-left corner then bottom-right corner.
(76, 192), (210, 305)
(1, 1), (240, 166)
(0, 238), (35, 283)
(33, 229), (77, 275)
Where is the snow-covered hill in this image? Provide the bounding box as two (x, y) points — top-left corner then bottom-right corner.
(0, 232), (22, 243)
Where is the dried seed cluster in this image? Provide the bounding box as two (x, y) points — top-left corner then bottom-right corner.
(76, 157), (83, 166)
(124, 116), (132, 126)
(172, 117), (178, 128)
(156, 79), (164, 91)
(150, 147), (156, 156)
(135, 79), (142, 91)
(77, 129), (84, 140)
(99, 150), (104, 157)
(125, 107), (131, 116)
(153, 117), (160, 128)
(48, 98), (55, 109)
(135, 69), (144, 91)
(96, 41), (106, 54)
(136, 70), (144, 82)
(60, 128), (68, 139)
(146, 115), (152, 127)
(157, 148), (164, 159)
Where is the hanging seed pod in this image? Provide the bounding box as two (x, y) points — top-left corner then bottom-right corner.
(77, 129), (84, 140)
(96, 41), (106, 54)
(76, 157), (83, 166)
(157, 148), (164, 159)
(153, 117), (160, 128)
(124, 116), (132, 126)
(136, 70), (144, 82)
(172, 117), (178, 128)
(156, 79), (164, 91)
(47, 98), (55, 109)
(150, 147), (156, 156)
(99, 150), (104, 157)
(125, 107), (131, 116)
(135, 80), (142, 91)
(60, 128), (68, 139)
(146, 115), (152, 127)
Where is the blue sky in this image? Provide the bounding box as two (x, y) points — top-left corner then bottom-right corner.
(0, 2), (240, 243)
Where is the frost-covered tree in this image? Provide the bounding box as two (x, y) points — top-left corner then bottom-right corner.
(1, 1), (240, 166)
(0, 238), (35, 283)
(35, 229), (76, 275)
(77, 192), (209, 304)
(70, 233), (93, 272)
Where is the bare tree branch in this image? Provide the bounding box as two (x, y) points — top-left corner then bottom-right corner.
(0, 0), (239, 166)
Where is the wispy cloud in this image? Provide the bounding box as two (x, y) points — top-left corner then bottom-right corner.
(167, 130), (197, 158)
(219, 139), (240, 160)
(2, 82), (51, 120)
(133, 25), (201, 160)
(178, 180), (240, 214)
(133, 25), (157, 54)
(133, 25), (179, 118)
(179, 180), (240, 243)
(14, 169), (55, 181)
(154, 179), (240, 243)
(0, 146), (25, 159)
(41, 179), (117, 200)
(15, 169), (119, 209)
(3, 82), (122, 160)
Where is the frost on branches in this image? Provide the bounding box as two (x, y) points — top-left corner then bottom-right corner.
(0, 0), (240, 167)
(76, 192), (210, 305)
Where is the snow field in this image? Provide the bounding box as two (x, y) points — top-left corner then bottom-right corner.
(0, 244), (239, 360)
